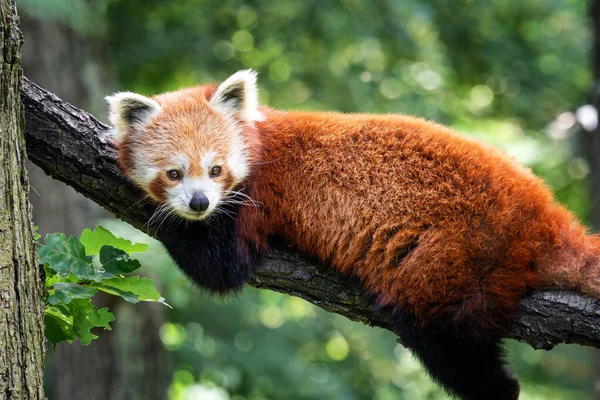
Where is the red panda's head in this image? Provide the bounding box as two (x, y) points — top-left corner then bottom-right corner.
(106, 70), (263, 220)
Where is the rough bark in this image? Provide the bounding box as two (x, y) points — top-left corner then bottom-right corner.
(21, 77), (600, 350)
(0, 2), (45, 399)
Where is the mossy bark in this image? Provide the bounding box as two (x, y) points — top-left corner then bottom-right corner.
(0, 1), (45, 399)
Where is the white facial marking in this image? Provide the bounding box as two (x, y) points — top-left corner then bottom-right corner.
(201, 151), (217, 171)
(166, 176), (223, 220)
(170, 154), (190, 173)
(227, 135), (249, 183)
(130, 152), (159, 189)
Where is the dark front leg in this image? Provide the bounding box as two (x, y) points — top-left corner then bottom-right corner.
(155, 214), (257, 294)
(394, 310), (519, 400)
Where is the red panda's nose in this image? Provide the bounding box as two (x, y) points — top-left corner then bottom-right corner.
(189, 193), (210, 212)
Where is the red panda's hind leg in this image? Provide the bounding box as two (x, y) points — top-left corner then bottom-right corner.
(377, 228), (535, 399)
(394, 311), (519, 400)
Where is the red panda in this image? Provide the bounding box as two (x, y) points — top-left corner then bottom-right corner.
(107, 70), (600, 400)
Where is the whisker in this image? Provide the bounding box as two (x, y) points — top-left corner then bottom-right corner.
(214, 205), (236, 218)
(223, 187), (262, 208)
(144, 202), (171, 231)
(164, 211), (184, 232)
(211, 205), (236, 221)
(230, 193), (261, 205)
(156, 206), (176, 233)
(219, 200), (260, 208)
(127, 195), (152, 212)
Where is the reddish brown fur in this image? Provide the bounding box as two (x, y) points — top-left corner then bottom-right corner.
(116, 84), (259, 202)
(119, 85), (600, 338)
(236, 109), (600, 336)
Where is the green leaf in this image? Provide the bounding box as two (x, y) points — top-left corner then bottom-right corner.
(80, 226), (148, 255)
(45, 307), (76, 348)
(68, 298), (115, 346)
(100, 276), (162, 302)
(39, 234), (95, 279)
(89, 270), (118, 282)
(44, 263), (62, 287)
(99, 245), (142, 274)
(47, 282), (98, 305)
(95, 285), (140, 304)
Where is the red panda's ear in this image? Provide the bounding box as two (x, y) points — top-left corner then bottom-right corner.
(105, 92), (161, 139)
(209, 69), (264, 123)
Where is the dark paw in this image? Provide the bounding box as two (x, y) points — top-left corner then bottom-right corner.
(504, 377), (520, 400)
(470, 376), (519, 400)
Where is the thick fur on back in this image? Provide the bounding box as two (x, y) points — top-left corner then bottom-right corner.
(109, 74), (600, 400)
(241, 110), (598, 333)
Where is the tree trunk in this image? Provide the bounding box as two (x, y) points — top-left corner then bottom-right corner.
(0, 1), (45, 399)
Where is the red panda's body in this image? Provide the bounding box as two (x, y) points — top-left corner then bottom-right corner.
(107, 70), (600, 400)
(245, 110), (600, 331)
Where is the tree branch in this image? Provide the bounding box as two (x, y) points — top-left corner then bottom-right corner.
(21, 77), (600, 350)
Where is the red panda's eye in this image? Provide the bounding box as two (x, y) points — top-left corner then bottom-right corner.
(210, 166), (222, 178)
(167, 169), (182, 181)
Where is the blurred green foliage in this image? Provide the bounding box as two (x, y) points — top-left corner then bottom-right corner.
(28, 0), (597, 398)
(104, 0), (592, 220)
(104, 0), (589, 125)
